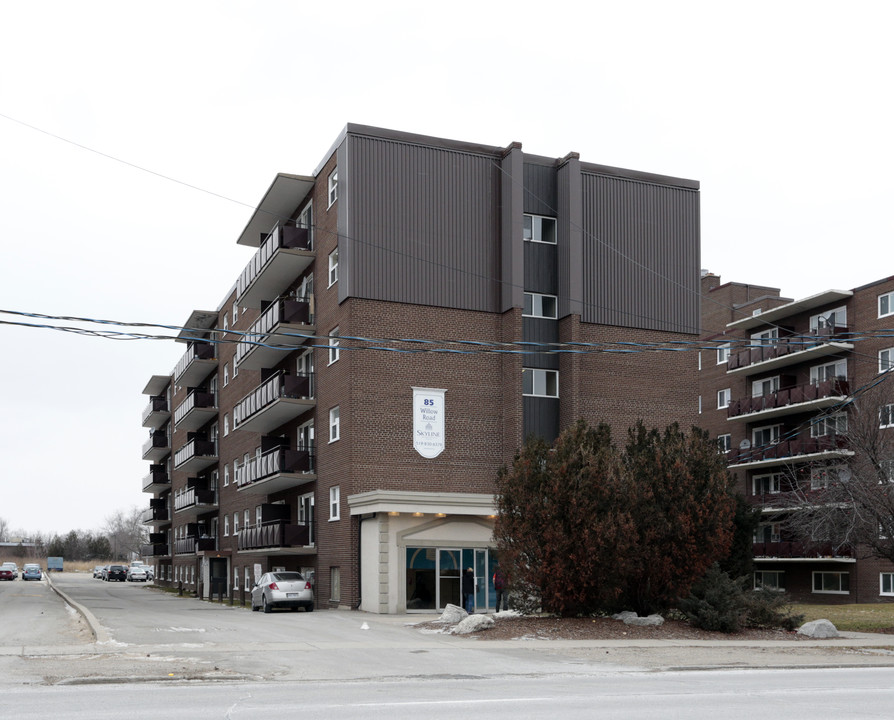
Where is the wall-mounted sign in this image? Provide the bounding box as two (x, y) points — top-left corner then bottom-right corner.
(412, 387), (446, 458)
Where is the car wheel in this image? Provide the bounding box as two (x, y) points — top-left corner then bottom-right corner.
(305, 603), (314, 612)
(263, 596), (272, 614)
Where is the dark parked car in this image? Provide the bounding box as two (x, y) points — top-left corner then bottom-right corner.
(105, 565), (128, 582)
(0, 568), (14, 581)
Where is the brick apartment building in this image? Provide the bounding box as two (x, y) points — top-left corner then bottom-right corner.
(700, 272), (894, 603)
(140, 124), (701, 614)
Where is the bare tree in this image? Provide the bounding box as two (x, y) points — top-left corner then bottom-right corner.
(103, 507), (148, 560)
(0, 517), (9, 543)
(781, 378), (894, 561)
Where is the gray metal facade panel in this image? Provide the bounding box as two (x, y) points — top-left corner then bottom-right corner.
(580, 172), (700, 334)
(523, 243), (558, 295)
(523, 396), (560, 443)
(523, 162), (557, 216)
(343, 134), (502, 312)
(522, 318), (560, 369)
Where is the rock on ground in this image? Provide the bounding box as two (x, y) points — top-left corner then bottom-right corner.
(623, 614), (665, 627)
(798, 619), (839, 638)
(438, 604), (468, 624)
(452, 614), (495, 635)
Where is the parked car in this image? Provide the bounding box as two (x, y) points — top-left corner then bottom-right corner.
(250, 571), (314, 613)
(0, 567), (14, 581)
(105, 565), (127, 582)
(138, 564), (154, 581)
(22, 564), (42, 581)
(126, 566), (147, 582)
(93, 566), (105, 579)
(1, 562), (18, 579)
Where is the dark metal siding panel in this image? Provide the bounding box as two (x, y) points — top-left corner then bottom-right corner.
(522, 318), (559, 369)
(344, 134), (502, 312)
(523, 243), (557, 295)
(523, 163), (557, 216)
(523, 396), (560, 443)
(581, 172), (700, 334)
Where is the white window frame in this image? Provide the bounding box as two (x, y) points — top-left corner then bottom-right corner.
(223, 363), (229, 387)
(328, 248), (338, 286)
(223, 463), (229, 487)
(328, 168), (338, 207)
(717, 388), (731, 409)
(224, 414), (229, 436)
(809, 306), (847, 332)
(752, 376), (779, 397)
(753, 424), (780, 447)
(233, 512), (239, 535)
(881, 348), (894, 373)
(812, 571), (850, 595)
(329, 485), (340, 521)
(881, 404), (894, 429)
(879, 291), (893, 319)
(811, 465), (847, 490)
(881, 572), (894, 596)
(754, 570), (785, 591)
(716, 343), (730, 364)
(244, 509), (250, 529)
(522, 214), (557, 244)
(717, 434), (731, 454)
(810, 412), (848, 438)
(522, 368), (559, 398)
(233, 567), (240, 591)
(232, 301), (239, 324)
(298, 202), (314, 248)
(224, 515), (229, 537)
(751, 328), (779, 346)
(523, 292), (558, 319)
(752, 472), (782, 495)
(329, 406), (340, 443)
(811, 360), (847, 384)
(328, 327), (340, 365)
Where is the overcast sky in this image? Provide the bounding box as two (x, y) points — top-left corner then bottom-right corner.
(1, 1), (891, 537)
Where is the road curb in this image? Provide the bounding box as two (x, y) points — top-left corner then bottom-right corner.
(45, 572), (111, 644)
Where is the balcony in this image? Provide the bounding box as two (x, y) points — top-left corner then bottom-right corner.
(140, 543), (170, 557)
(236, 224), (314, 309)
(727, 378), (850, 422)
(141, 395), (170, 428)
(238, 521), (314, 554)
(753, 541), (854, 561)
(235, 299), (314, 371)
(236, 447), (316, 495)
(173, 341), (218, 387)
(727, 329), (853, 375)
(142, 430), (170, 463)
(173, 389), (218, 431)
(142, 465), (171, 493)
(174, 537), (217, 555)
(728, 436), (853, 470)
(173, 483), (218, 519)
(173, 438), (218, 473)
(141, 499), (170, 525)
(235, 372), (315, 434)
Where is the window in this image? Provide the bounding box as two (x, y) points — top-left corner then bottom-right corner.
(810, 306), (847, 332)
(328, 168), (338, 207)
(812, 571), (849, 594)
(223, 315), (229, 333)
(883, 460), (894, 484)
(298, 202), (314, 248)
(717, 434), (732, 454)
(522, 214), (557, 244)
(752, 376), (779, 397)
(329, 406), (340, 442)
(753, 472), (782, 495)
(717, 343), (730, 364)
(881, 573), (894, 596)
(811, 360), (847, 384)
(879, 291), (893, 319)
(881, 404), (894, 428)
(755, 522), (781, 543)
(753, 425), (780, 447)
(523, 293), (558, 319)
(244, 509), (250, 528)
(233, 512), (239, 535)
(328, 327), (340, 364)
(881, 348), (894, 373)
(234, 567), (240, 591)
(522, 368), (559, 398)
(232, 301), (239, 324)
(245, 567), (251, 590)
(330, 567), (341, 603)
(223, 463), (229, 487)
(328, 248), (338, 286)
(329, 486), (340, 521)
(224, 414), (229, 436)
(810, 413), (847, 438)
(811, 465), (847, 490)
(717, 389), (731, 409)
(223, 363), (229, 387)
(751, 328), (778, 346)
(224, 515), (229, 536)
(754, 571), (785, 591)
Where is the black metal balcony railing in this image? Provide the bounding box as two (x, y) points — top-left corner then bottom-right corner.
(173, 389), (217, 426)
(728, 378), (850, 418)
(174, 439), (217, 468)
(236, 447), (316, 489)
(142, 465), (170, 492)
(753, 541), (852, 559)
(142, 431), (169, 457)
(730, 436), (849, 465)
(235, 299), (313, 367)
(237, 521), (313, 551)
(141, 395), (169, 425)
(173, 341), (217, 383)
(174, 487), (217, 512)
(140, 506), (169, 524)
(235, 372), (314, 427)
(140, 543), (170, 557)
(174, 537), (217, 555)
(237, 224), (312, 300)
(728, 327), (849, 371)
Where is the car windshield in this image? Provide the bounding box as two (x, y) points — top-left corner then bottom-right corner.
(271, 572), (304, 582)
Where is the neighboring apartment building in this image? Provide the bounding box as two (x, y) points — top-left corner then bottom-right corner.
(140, 124), (702, 614)
(701, 272), (894, 603)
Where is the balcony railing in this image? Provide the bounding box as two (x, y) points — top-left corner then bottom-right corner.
(236, 224), (314, 307)
(140, 543), (170, 557)
(173, 341), (217, 386)
(142, 465), (171, 493)
(174, 537), (217, 555)
(237, 521), (313, 551)
(140, 506), (169, 524)
(141, 395), (170, 428)
(728, 378), (850, 419)
(729, 436), (850, 466)
(753, 541), (853, 559)
(235, 372), (315, 433)
(235, 299), (313, 370)
(173, 438), (217, 472)
(173, 389), (218, 431)
(236, 447), (316, 494)
(174, 487), (217, 512)
(728, 327), (850, 371)
(142, 431), (170, 462)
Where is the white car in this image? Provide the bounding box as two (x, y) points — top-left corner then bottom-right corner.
(126, 566), (148, 582)
(250, 571), (314, 613)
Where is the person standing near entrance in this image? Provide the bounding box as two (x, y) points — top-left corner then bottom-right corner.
(462, 567), (474, 614)
(493, 566), (508, 612)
